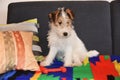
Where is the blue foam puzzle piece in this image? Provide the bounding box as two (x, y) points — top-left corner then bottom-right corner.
(0, 70), (16, 80)
(4, 70), (16, 80)
(47, 67), (73, 80)
(15, 72), (33, 80)
(44, 59), (73, 80)
(111, 55), (120, 62)
(89, 56), (100, 65)
(46, 58), (63, 68)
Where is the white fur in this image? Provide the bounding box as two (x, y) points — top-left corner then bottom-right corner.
(41, 8), (99, 67)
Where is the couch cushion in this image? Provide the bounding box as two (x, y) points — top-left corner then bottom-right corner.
(7, 1), (112, 55)
(111, 1), (120, 55)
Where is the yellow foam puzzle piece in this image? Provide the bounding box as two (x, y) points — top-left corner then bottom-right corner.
(83, 57), (89, 66)
(113, 60), (120, 75)
(30, 71), (41, 80)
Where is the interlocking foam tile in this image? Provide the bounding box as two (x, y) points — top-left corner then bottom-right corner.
(30, 71), (41, 80)
(15, 71), (34, 80)
(113, 60), (120, 75)
(8, 70), (35, 80)
(89, 56), (99, 65)
(115, 76), (120, 80)
(38, 74), (59, 80)
(1, 55), (120, 80)
(4, 70), (16, 80)
(41, 67), (73, 80)
(104, 55), (110, 59)
(44, 59), (73, 80)
(46, 59), (63, 68)
(107, 75), (115, 80)
(73, 63), (93, 80)
(16, 73), (33, 80)
(83, 57), (89, 66)
(0, 70), (16, 80)
(90, 55), (119, 80)
(111, 55), (120, 63)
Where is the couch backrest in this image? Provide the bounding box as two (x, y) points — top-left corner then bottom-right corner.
(111, 1), (120, 55)
(7, 1), (112, 55)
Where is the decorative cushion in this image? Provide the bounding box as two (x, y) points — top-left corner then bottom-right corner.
(0, 31), (40, 74)
(0, 19), (43, 61)
(0, 22), (39, 74)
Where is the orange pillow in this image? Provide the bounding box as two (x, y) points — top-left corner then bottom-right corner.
(0, 31), (40, 74)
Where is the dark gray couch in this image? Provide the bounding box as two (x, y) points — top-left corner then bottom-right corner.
(7, 0), (120, 56)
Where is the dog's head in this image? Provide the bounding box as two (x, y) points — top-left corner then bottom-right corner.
(48, 8), (74, 38)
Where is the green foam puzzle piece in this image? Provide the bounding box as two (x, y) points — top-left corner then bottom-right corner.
(104, 55), (110, 60)
(73, 63), (93, 80)
(115, 76), (120, 80)
(38, 74), (59, 80)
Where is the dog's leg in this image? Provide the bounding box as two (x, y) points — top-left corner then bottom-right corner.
(72, 46), (88, 66)
(64, 46), (72, 67)
(40, 47), (57, 66)
(72, 53), (82, 66)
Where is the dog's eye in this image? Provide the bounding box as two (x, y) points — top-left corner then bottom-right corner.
(58, 21), (62, 25)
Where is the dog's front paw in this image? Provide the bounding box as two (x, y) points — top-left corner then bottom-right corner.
(72, 62), (82, 67)
(64, 63), (72, 67)
(40, 61), (51, 66)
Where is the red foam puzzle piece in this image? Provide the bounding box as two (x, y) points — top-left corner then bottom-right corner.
(90, 55), (119, 80)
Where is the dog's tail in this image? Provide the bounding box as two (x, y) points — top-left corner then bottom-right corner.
(87, 50), (99, 57)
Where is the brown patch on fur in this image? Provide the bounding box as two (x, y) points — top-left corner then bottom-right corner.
(48, 9), (61, 23)
(65, 8), (74, 20)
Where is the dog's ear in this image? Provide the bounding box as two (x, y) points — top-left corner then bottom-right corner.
(48, 10), (61, 23)
(48, 13), (54, 22)
(65, 8), (74, 20)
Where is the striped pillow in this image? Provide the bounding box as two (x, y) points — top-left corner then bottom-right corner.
(0, 19), (43, 61)
(0, 31), (40, 74)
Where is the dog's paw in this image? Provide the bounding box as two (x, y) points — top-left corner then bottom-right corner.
(72, 62), (82, 67)
(40, 61), (51, 66)
(64, 63), (72, 67)
(87, 50), (99, 57)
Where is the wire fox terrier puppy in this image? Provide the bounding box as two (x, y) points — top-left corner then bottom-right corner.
(41, 8), (99, 67)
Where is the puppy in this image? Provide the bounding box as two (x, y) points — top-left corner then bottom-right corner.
(41, 8), (99, 67)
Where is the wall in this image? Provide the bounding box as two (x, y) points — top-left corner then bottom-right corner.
(0, 0), (113, 24)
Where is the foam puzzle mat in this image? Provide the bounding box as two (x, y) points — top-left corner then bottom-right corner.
(0, 55), (120, 80)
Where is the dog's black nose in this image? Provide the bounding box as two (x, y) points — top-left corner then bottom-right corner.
(63, 32), (68, 36)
